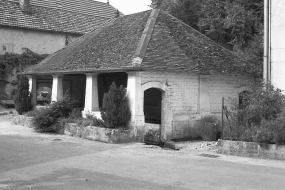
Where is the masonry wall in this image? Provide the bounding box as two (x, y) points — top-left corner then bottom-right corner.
(141, 71), (255, 140)
(0, 26), (80, 55)
(208, 75), (256, 115)
(141, 71), (199, 140)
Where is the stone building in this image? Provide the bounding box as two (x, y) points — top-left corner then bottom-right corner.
(0, 0), (119, 99)
(24, 9), (257, 142)
(0, 0), (119, 54)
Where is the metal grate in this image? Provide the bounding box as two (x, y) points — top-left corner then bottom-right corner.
(199, 153), (220, 158)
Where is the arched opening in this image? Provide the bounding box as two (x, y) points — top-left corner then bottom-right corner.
(144, 88), (162, 124)
(239, 90), (250, 109)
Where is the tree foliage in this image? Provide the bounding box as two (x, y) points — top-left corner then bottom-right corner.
(0, 52), (48, 74)
(151, 0), (263, 76)
(14, 75), (32, 115)
(100, 82), (131, 128)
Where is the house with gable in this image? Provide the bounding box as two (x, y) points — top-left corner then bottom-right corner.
(0, 0), (119, 100)
(24, 9), (259, 142)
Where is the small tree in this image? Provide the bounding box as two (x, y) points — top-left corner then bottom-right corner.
(15, 75), (32, 115)
(100, 82), (131, 128)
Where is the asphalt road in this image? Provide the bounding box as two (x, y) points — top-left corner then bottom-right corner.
(1, 115), (285, 190)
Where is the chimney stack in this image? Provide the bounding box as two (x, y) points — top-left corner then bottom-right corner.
(107, 0), (109, 4)
(115, 9), (120, 18)
(19, 0), (31, 13)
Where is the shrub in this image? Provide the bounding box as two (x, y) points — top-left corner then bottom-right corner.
(224, 82), (285, 144)
(32, 96), (77, 133)
(238, 82), (285, 126)
(31, 107), (57, 132)
(49, 95), (77, 118)
(84, 113), (105, 127)
(14, 75), (32, 115)
(100, 82), (131, 128)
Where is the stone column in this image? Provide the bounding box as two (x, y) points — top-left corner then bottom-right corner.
(51, 75), (63, 102)
(84, 73), (100, 112)
(199, 75), (211, 114)
(127, 72), (144, 127)
(27, 75), (37, 109)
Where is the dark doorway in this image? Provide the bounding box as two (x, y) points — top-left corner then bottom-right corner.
(144, 88), (162, 124)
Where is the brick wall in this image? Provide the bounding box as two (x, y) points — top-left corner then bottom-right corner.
(141, 71), (199, 140)
(141, 71), (256, 140)
(208, 75), (255, 114)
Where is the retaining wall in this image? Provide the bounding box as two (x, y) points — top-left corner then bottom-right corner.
(64, 123), (140, 143)
(218, 140), (285, 160)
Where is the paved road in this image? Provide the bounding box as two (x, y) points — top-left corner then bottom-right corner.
(1, 115), (285, 190)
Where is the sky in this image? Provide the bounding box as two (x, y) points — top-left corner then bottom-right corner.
(96, 0), (152, 15)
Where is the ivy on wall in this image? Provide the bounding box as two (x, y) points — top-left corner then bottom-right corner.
(0, 52), (48, 74)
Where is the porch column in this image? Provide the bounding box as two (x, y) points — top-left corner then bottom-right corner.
(27, 75), (37, 109)
(199, 75), (211, 114)
(51, 74), (63, 102)
(127, 72), (144, 127)
(84, 73), (99, 112)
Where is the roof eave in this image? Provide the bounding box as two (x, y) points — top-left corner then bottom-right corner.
(23, 67), (143, 75)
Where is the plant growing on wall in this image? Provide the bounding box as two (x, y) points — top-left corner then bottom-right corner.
(0, 52), (48, 74)
(100, 82), (131, 128)
(14, 75), (32, 115)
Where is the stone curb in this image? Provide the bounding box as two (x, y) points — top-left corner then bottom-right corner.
(218, 140), (285, 160)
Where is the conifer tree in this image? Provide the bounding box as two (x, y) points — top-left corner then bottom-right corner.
(15, 75), (32, 115)
(101, 82), (131, 128)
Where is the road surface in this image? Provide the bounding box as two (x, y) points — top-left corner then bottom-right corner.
(1, 114), (285, 190)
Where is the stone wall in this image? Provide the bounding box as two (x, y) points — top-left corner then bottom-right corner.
(218, 140), (285, 160)
(65, 123), (140, 143)
(0, 26), (80, 55)
(208, 75), (256, 115)
(141, 71), (256, 140)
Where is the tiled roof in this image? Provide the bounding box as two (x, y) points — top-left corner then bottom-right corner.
(25, 9), (257, 76)
(0, 0), (119, 34)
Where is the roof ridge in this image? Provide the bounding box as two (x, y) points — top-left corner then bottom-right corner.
(131, 9), (160, 66)
(161, 10), (246, 62)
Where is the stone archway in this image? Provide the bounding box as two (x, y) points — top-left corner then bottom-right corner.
(142, 82), (167, 142)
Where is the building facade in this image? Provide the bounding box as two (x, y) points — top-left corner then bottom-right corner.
(25, 9), (257, 141)
(264, 0), (285, 91)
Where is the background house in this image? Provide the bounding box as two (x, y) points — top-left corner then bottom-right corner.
(0, 0), (119, 100)
(25, 9), (258, 142)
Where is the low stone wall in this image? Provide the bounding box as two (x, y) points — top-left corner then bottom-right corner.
(14, 114), (33, 128)
(218, 140), (285, 160)
(64, 123), (140, 143)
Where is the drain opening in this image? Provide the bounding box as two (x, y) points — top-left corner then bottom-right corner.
(199, 153), (219, 158)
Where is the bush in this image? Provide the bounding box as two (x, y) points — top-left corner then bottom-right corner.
(224, 82), (285, 144)
(31, 107), (57, 132)
(238, 83), (285, 126)
(14, 75), (32, 115)
(32, 96), (77, 133)
(100, 82), (131, 128)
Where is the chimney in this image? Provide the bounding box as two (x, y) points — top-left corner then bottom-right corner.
(115, 9), (120, 18)
(19, 0), (31, 13)
(107, 0), (109, 4)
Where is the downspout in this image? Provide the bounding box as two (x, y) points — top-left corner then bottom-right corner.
(263, 0), (270, 83)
